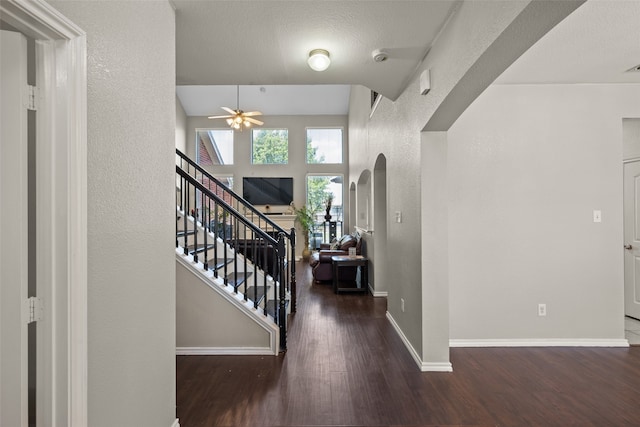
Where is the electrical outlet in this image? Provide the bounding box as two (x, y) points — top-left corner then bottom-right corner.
(401, 298), (405, 312)
(593, 210), (602, 223)
(538, 303), (547, 317)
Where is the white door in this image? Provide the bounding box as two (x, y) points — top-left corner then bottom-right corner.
(0, 29), (30, 427)
(624, 161), (640, 320)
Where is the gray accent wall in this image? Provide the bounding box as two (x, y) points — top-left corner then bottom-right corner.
(48, 2), (177, 426)
(176, 96), (188, 154)
(176, 261), (273, 350)
(348, 1), (582, 367)
(448, 83), (640, 341)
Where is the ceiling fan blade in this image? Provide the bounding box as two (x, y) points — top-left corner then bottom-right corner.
(243, 111), (263, 117)
(245, 117), (264, 126)
(221, 106), (236, 115)
(207, 115), (233, 119)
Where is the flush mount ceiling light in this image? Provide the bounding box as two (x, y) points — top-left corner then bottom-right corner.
(308, 49), (331, 71)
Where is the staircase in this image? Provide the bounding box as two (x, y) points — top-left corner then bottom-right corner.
(175, 149), (296, 353)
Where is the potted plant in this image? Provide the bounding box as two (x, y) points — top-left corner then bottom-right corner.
(294, 205), (316, 261)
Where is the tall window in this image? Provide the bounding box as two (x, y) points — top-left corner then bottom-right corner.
(252, 129), (288, 164)
(306, 128), (343, 164)
(196, 129), (234, 165)
(307, 175), (343, 221)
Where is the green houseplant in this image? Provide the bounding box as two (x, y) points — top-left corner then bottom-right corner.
(294, 205), (316, 261)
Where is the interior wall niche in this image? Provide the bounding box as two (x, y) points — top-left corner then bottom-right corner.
(349, 182), (356, 231)
(356, 169), (372, 230)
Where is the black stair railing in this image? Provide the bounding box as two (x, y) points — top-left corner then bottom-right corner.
(176, 166), (290, 351)
(176, 149), (297, 312)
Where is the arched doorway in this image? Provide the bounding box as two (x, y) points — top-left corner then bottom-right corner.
(373, 154), (388, 296)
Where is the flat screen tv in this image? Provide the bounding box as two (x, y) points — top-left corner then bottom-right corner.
(242, 177), (293, 206)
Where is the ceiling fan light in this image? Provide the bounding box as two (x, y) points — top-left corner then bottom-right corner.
(226, 118), (233, 126)
(308, 49), (330, 71)
(244, 121), (251, 127)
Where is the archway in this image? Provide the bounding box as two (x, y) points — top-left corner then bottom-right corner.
(372, 154), (388, 296)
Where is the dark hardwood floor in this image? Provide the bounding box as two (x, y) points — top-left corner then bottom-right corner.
(177, 262), (640, 427)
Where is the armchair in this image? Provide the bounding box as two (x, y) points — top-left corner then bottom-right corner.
(310, 232), (362, 282)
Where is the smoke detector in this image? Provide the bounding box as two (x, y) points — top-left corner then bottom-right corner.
(372, 49), (389, 63)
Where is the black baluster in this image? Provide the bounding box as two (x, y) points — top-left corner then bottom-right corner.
(202, 191), (208, 271)
(278, 232), (287, 351)
(213, 202), (219, 279)
(252, 231), (258, 309)
(290, 227), (296, 313)
(192, 184), (198, 264)
(182, 177), (188, 255)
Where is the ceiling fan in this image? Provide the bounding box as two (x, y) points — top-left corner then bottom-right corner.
(207, 85), (264, 130)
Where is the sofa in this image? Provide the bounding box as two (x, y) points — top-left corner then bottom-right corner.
(309, 231), (362, 282)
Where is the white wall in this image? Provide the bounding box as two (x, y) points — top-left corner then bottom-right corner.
(48, 2), (177, 426)
(186, 114), (349, 224)
(176, 261), (272, 350)
(448, 84), (640, 341)
(348, 1), (581, 368)
(176, 96), (187, 153)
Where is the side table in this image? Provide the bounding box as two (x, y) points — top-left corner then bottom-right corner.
(331, 255), (368, 294)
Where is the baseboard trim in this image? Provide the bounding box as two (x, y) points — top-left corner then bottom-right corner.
(171, 419), (180, 427)
(450, 338), (630, 348)
(176, 346), (275, 355)
(386, 312), (453, 372)
(369, 285), (388, 297)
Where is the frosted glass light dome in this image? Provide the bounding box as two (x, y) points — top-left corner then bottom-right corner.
(308, 49), (331, 72)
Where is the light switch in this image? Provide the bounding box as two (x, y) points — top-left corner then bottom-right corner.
(593, 210), (602, 223)
(395, 211), (402, 223)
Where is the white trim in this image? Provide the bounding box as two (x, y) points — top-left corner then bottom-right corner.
(369, 285), (388, 297)
(450, 338), (630, 348)
(623, 157), (640, 164)
(171, 419), (180, 427)
(0, 1), (88, 425)
(176, 347), (274, 356)
(176, 250), (280, 355)
(386, 312), (453, 372)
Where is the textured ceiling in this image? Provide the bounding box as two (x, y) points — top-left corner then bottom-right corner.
(175, 1), (640, 117)
(176, 84), (351, 116)
(173, 0), (457, 101)
(496, 0), (640, 85)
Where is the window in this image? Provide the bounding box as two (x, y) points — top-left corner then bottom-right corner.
(307, 175), (343, 221)
(251, 129), (288, 164)
(370, 90), (382, 118)
(306, 128), (343, 164)
(196, 129), (234, 165)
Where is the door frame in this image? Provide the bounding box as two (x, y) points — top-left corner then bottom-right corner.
(623, 158), (640, 321)
(0, 1), (87, 425)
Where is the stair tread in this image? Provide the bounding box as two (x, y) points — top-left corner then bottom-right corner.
(226, 271), (253, 289)
(244, 286), (268, 304)
(209, 258), (233, 270)
(188, 243), (216, 254)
